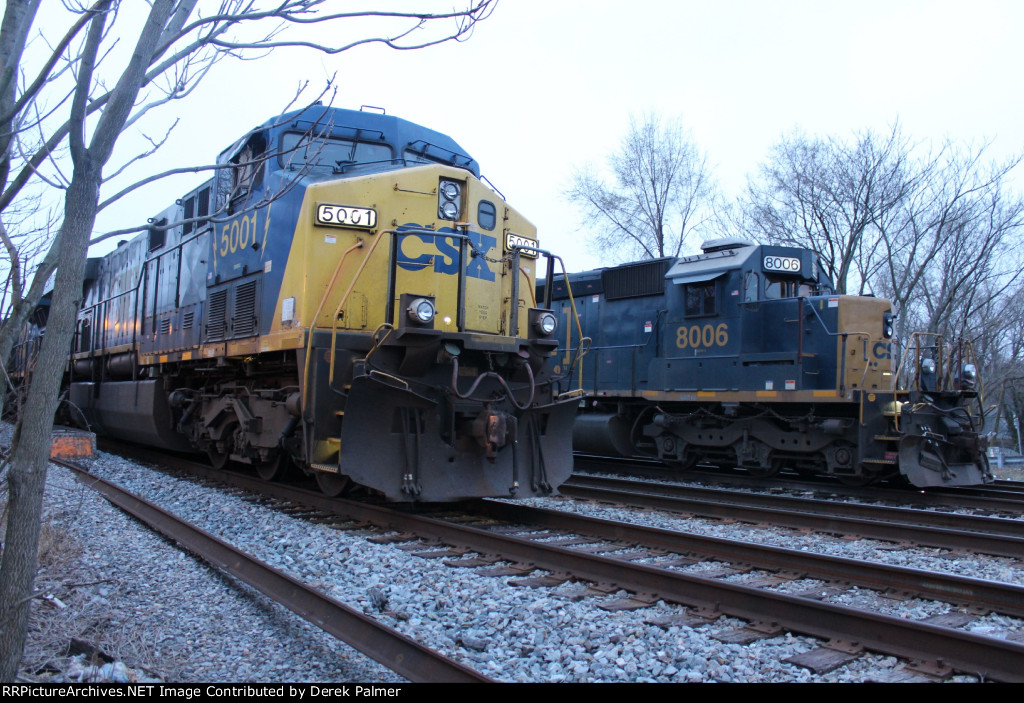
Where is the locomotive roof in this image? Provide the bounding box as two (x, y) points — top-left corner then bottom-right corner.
(666, 241), (757, 284)
(545, 241), (830, 301)
(228, 105), (481, 178)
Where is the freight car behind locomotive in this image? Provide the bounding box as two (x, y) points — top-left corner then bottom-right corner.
(547, 238), (990, 487)
(55, 105), (579, 501)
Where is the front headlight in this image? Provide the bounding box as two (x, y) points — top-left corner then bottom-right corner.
(882, 312), (894, 339)
(533, 312), (557, 336)
(528, 308), (558, 339)
(961, 363), (977, 389)
(407, 297), (436, 325)
(438, 179), (462, 221)
(921, 358), (936, 375)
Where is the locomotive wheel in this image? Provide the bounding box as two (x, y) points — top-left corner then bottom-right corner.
(207, 446), (231, 470)
(315, 471), (350, 497)
(256, 453), (283, 481)
(207, 422), (237, 470)
(205, 448), (228, 470)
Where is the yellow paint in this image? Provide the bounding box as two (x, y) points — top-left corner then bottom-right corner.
(612, 389), (859, 405)
(226, 338), (259, 356)
(836, 296), (894, 391)
(676, 323), (729, 350)
(269, 164), (539, 341)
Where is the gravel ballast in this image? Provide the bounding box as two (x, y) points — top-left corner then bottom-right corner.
(10, 438), (1023, 683)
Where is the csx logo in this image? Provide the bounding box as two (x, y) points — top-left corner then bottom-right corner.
(396, 227), (496, 281)
(873, 342), (892, 359)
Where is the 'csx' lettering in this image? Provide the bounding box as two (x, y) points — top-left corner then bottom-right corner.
(396, 228), (496, 281)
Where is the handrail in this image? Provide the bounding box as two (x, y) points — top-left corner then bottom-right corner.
(300, 236), (381, 414)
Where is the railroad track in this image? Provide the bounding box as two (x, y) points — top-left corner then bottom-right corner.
(560, 474), (1024, 559)
(57, 456), (490, 683)
(91, 444), (1024, 682)
(573, 455), (1024, 515)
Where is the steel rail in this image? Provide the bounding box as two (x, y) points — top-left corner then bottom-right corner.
(62, 462), (491, 683)
(561, 476), (1024, 559)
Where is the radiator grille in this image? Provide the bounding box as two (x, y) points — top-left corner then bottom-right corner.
(602, 258), (672, 300)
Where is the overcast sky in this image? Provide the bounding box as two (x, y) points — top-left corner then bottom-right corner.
(83, 0), (1024, 272)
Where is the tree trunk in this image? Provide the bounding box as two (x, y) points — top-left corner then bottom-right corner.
(0, 167), (98, 682)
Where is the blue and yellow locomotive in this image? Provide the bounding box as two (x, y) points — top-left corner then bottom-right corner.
(65, 105), (577, 501)
(548, 238), (990, 487)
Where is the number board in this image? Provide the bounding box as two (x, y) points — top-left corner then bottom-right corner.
(505, 232), (538, 259)
(763, 255), (801, 273)
(316, 204), (377, 229)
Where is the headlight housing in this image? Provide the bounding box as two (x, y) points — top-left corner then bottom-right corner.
(528, 308), (558, 339)
(407, 297), (436, 325)
(534, 312), (557, 336)
(961, 363), (977, 390)
(882, 311), (894, 339)
(438, 179), (462, 221)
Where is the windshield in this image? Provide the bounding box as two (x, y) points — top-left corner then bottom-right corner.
(280, 132), (394, 176)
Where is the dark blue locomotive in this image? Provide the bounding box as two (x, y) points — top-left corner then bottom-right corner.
(25, 105), (580, 501)
(547, 238), (991, 487)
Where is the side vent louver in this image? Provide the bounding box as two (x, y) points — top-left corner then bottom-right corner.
(206, 289), (227, 341)
(233, 280), (258, 337)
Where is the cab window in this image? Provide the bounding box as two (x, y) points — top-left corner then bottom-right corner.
(685, 281), (717, 316)
(281, 132), (393, 176)
(764, 277), (798, 300)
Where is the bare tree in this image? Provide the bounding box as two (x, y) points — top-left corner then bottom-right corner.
(873, 143), (1024, 338)
(0, 0), (496, 681)
(567, 113), (720, 261)
(964, 280), (1024, 451)
(742, 124), (913, 294)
